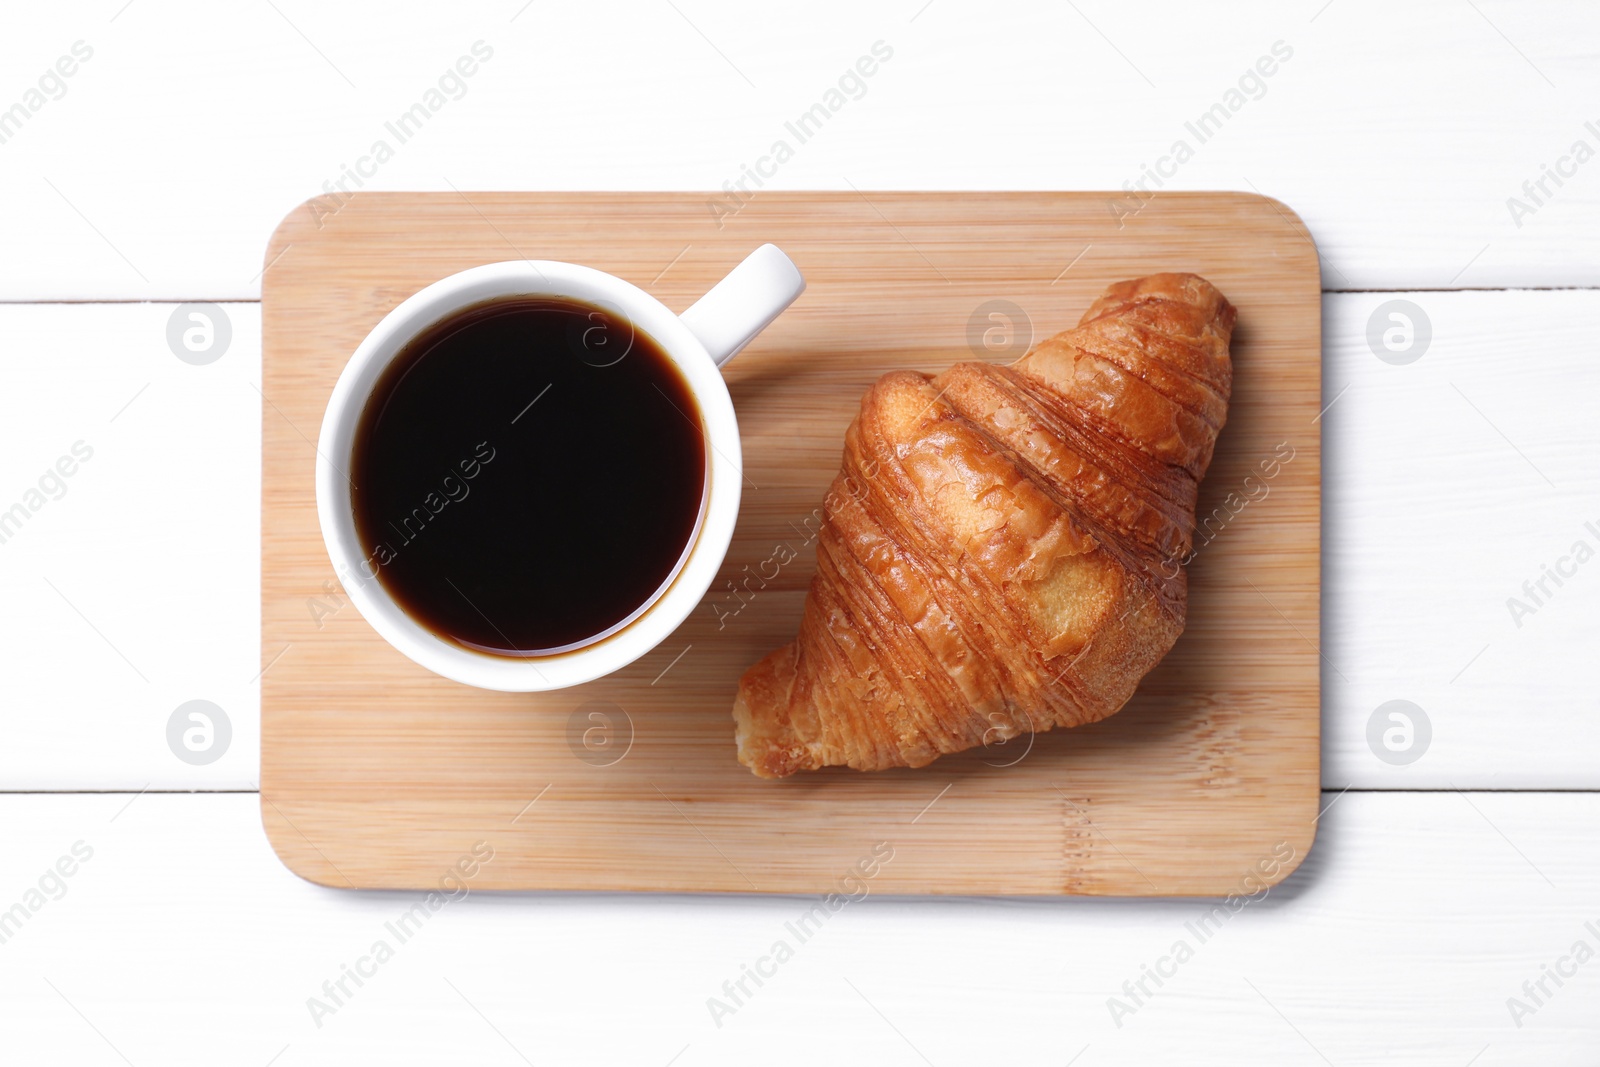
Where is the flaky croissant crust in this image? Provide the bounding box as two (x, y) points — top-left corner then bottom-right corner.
(734, 273), (1235, 778)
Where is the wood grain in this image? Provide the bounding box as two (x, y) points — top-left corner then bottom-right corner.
(259, 191), (1321, 895)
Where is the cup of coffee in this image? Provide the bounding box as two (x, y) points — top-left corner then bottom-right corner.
(315, 244), (805, 691)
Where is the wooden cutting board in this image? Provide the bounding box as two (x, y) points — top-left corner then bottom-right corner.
(260, 191), (1321, 896)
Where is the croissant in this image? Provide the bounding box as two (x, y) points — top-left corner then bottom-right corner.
(732, 273), (1235, 778)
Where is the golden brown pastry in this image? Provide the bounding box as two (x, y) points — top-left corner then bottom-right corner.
(733, 273), (1235, 778)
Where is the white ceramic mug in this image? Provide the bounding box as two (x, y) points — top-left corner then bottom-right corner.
(315, 244), (805, 691)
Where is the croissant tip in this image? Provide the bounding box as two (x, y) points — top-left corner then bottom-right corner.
(1088, 271), (1232, 316)
(734, 645), (817, 779)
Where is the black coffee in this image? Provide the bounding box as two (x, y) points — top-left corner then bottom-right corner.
(349, 296), (706, 655)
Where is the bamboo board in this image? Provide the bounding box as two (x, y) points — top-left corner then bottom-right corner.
(260, 192), (1321, 895)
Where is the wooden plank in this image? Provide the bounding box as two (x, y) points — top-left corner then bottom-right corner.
(2, 2), (1597, 299)
(0, 791), (1595, 1063)
(1321, 290), (1600, 788)
(0, 302), (261, 790)
(258, 191), (1321, 894)
(2, 291), (1597, 790)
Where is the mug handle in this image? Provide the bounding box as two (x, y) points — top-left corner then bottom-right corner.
(678, 244), (806, 368)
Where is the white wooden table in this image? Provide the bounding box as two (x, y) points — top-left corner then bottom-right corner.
(2, 1), (1597, 1062)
